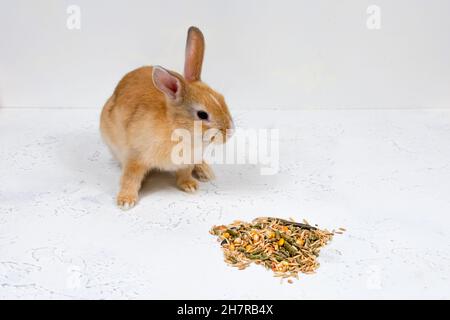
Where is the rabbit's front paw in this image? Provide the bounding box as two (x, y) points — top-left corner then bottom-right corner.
(193, 163), (215, 182)
(117, 192), (138, 210)
(177, 179), (199, 193)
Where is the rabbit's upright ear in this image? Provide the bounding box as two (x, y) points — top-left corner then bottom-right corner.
(152, 66), (184, 103)
(184, 26), (205, 82)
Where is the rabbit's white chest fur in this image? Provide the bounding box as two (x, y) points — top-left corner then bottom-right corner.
(141, 136), (208, 172)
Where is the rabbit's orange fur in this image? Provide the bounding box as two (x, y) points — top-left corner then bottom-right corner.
(100, 27), (233, 209)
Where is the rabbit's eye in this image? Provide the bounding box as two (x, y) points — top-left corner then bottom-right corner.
(197, 111), (209, 120)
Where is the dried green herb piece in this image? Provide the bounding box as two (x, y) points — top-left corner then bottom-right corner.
(227, 229), (239, 237)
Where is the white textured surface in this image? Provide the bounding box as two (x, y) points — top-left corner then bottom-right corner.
(0, 108), (450, 299)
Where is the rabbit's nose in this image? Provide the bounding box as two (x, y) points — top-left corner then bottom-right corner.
(226, 127), (235, 139)
(230, 120), (235, 131)
(226, 119), (235, 133)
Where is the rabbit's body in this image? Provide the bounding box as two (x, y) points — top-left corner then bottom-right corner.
(100, 27), (233, 209)
(101, 66), (182, 171)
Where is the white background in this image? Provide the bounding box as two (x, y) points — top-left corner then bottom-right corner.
(1, 0), (450, 110)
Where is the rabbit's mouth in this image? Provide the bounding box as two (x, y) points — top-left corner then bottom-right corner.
(202, 125), (233, 145)
(209, 130), (226, 145)
(210, 133), (221, 144)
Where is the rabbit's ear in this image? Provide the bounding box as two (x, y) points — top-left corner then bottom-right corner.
(184, 26), (205, 82)
(152, 66), (184, 103)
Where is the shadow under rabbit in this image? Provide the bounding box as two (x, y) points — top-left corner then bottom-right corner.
(139, 170), (177, 196)
(58, 129), (282, 199)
